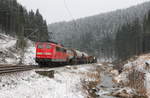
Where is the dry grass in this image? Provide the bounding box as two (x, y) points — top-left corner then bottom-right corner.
(113, 55), (138, 72)
(81, 80), (99, 98)
(127, 70), (147, 97)
(80, 66), (101, 98)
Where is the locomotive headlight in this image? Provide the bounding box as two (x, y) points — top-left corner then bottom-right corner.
(37, 52), (43, 55)
(45, 53), (51, 55)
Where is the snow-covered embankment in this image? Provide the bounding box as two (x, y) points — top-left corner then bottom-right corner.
(114, 53), (150, 97)
(0, 33), (36, 65)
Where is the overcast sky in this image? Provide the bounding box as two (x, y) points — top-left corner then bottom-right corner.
(17, 0), (150, 24)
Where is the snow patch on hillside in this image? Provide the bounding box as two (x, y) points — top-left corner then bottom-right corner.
(0, 33), (36, 65)
(114, 53), (150, 97)
(23, 40), (37, 65)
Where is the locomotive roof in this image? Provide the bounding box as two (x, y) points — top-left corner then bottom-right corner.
(36, 41), (64, 47)
(37, 41), (58, 44)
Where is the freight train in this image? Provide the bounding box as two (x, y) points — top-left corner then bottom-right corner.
(35, 41), (97, 67)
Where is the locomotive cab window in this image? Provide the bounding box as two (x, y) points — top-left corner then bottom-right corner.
(63, 49), (67, 53)
(61, 48), (66, 53)
(56, 47), (66, 53)
(46, 44), (51, 49)
(38, 44), (43, 49)
(56, 47), (61, 52)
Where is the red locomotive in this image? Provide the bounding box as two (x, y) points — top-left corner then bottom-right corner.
(35, 41), (97, 67)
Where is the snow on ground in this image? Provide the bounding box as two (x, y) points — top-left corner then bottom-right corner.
(114, 53), (150, 97)
(0, 33), (16, 50)
(0, 64), (100, 98)
(0, 61), (139, 98)
(0, 33), (36, 65)
(0, 33), (18, 64)
(23, 40), (37, 65)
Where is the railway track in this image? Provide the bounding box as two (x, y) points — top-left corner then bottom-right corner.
(0, 63), (94, 75)
(0, 65), (37, 74)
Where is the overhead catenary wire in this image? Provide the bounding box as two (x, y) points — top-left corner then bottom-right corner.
(63, 0), (79, 31)
(63, 0), (80, 47)
(63, 0), (75, 21)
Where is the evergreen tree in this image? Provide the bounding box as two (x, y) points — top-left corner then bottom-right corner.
(115, 18), (142, 61)
(143, 10), (150, 52)
(0, 0), (50, 42)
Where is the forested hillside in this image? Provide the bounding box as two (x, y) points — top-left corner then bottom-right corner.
(0, 0), (49, 41)
(48, 1), (150, 61)
(115, 12), (150, 60)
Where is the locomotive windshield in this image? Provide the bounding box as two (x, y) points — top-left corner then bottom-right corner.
(56, 47), (66, 53)
(38, 44), (43, 49)
(46, 44), (51, 49)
